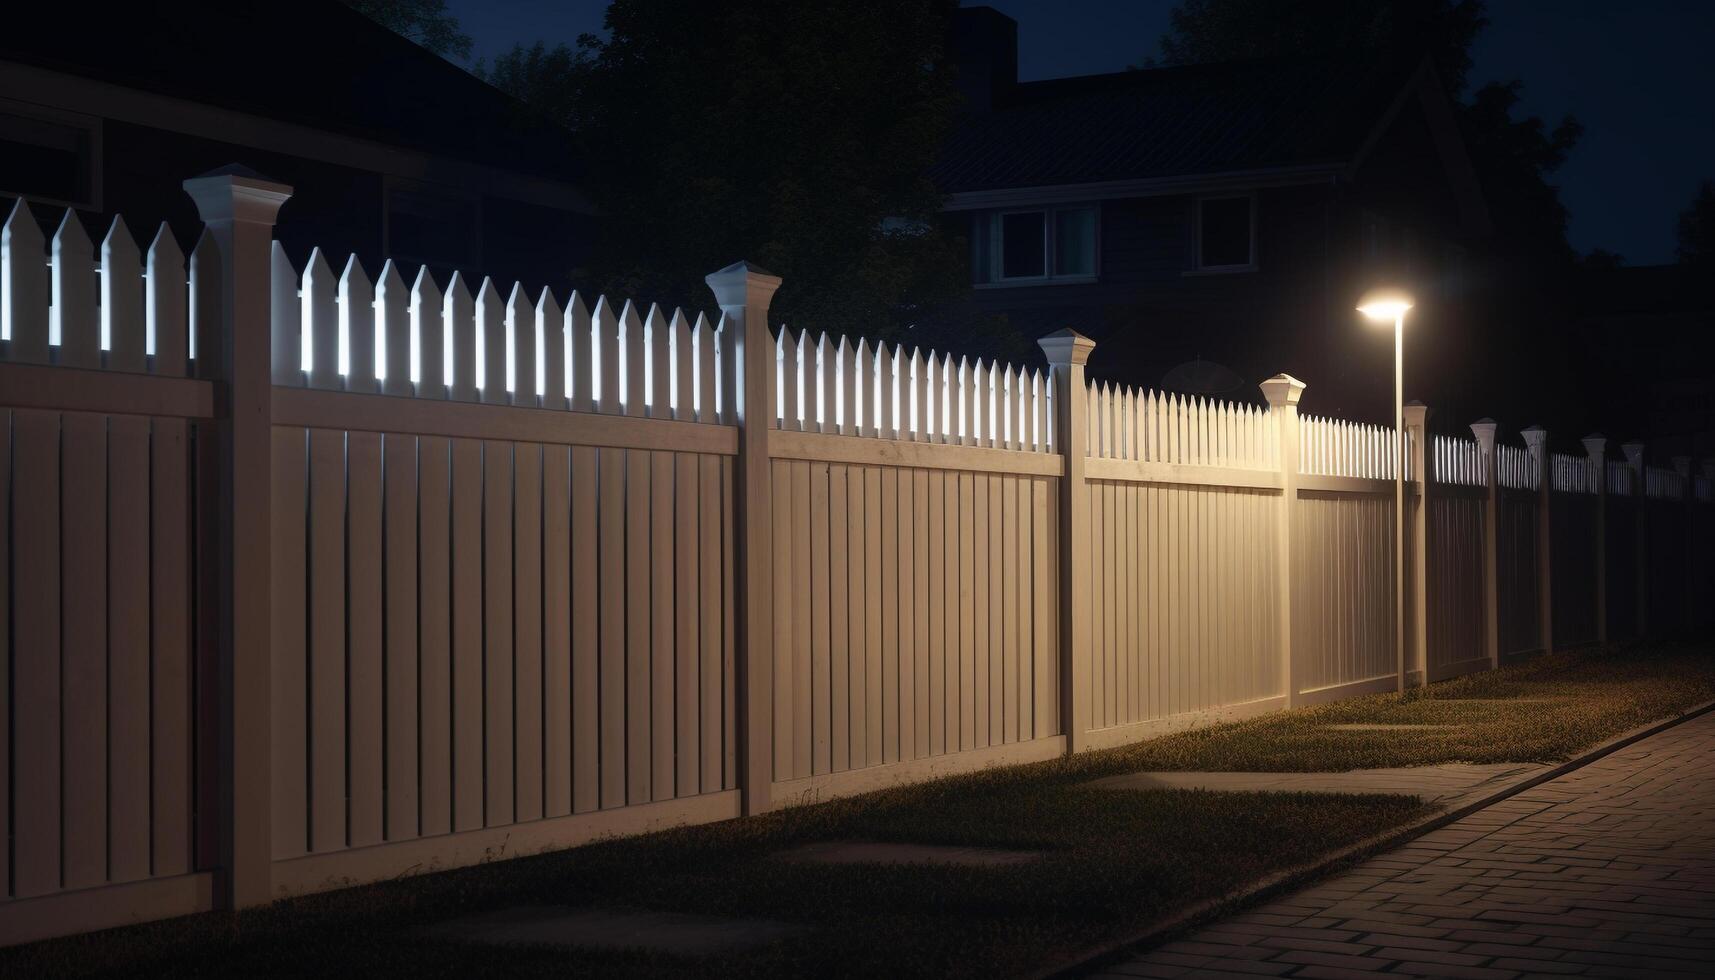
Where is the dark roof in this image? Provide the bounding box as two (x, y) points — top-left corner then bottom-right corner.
(932, 55), (1415, 194)
(5, 1), (583, 185)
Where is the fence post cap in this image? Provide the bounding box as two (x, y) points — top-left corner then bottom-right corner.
(1257, 373), (1306, 407)
(182, 165), (293, 223)
(1402, 401), (1430, 426)
(1581, 433), (1607, 459)
(703, 260), (782, 309)
(1037, 328), (1095, 366)
(1520, 424), (1547, 446)
(1621, 441), (1646, 466)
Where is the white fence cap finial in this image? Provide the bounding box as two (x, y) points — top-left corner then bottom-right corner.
(1037, 328), (1095, 367)
(1257, 373), (1306, 408)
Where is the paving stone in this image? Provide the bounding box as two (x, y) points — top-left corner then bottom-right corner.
(427, 905), (804, 954)
(776, 840), (1043, 867)
(1099, 709), (1715, 978)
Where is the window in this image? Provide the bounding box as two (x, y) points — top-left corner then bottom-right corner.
(0, 104), (100, 209)
(1196, 195), (1254, 271)
(976, 205), (1098, 285)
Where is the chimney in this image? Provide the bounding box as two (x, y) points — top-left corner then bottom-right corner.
(950, 6), (1018, 112)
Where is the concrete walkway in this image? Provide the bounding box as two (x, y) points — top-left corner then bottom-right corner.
(1095, 709), (1715, 979)
(1088, 763), (1544, 808)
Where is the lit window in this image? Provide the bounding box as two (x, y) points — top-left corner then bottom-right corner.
(1196, 196), (1254, 270)
(978, 205), (1098, 284)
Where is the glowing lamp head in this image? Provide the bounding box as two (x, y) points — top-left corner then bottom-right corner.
(1356, 289), (1414, 323)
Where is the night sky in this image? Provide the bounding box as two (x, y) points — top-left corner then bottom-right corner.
(446, 0), (1715, 266)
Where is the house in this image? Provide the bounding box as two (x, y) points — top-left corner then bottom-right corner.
(2, 2), (594, 293)
(935, 7), (1491, 418)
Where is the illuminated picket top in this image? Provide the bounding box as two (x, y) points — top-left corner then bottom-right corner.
(1, 201), (218, 376)
(1645, 465), (1686, 500)
(1606, 459), (1636, 496)
(1432, 434), (1485, 486)
(268, 244), (731, 423)
(1550, 451), (1599, 494)
(1495, 443), (1539, 490)
(1298, 414), (1401, 479)
(1086, 381), (1278, 469)
(774, 328), (1052, 452)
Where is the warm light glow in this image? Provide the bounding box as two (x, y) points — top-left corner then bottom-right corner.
(1356, 289), (1414, 323)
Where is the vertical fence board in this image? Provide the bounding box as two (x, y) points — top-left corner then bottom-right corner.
(449, 438), (484, 831)
(0, 414), (8, 891)
(881, 467), (899, 763)
(572, 446), (601, 813)
(347, 432), (384, 848)
(913, 469), (931, 758)
(384, 433), (420, 840)
(957, 470), (975, 751)
(13, 411), (60, 897)
(513, 442), (545, 822)
(863, 466), (883, 765)
(418, 436), (452, 837)
(597, 447), (626, 808)
(1001, 474), (1018, 742)
(721, 457), (737, 788)
(973, 473), (991, 745)
(61, 413), (106, 890)
(483, 441), (515, 824)
(624, 448), (651, 802)
(846, 465), (868, 769)
(810, 461), (832, 775)
(829, 464), (851, 771)
(791, 460), (813, 778)
(151, 418), (192, 874)
(698, 455), (723, 789)
(308, 428), (347, 851)
(927, 469), (946, 756)
(544, 446), (573, 817)
(107, 415), (151, 881)
(672, 453), (699, 797)
(899, 469), (919, 760)
(649, 450), (675, 799)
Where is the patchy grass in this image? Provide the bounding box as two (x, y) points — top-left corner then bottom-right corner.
(9, 641), (1711, 980)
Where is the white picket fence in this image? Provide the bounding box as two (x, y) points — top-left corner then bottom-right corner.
(3, 181), (1712, 946)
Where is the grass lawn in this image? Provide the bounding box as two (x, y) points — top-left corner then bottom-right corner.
(10, 640), (1713, 979)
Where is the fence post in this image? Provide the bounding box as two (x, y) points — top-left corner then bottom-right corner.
(182, 166), (292, 908)
(1470, 419), (1500, 669)
(1521, 425), (1552, 654)
(1039, 329), (1095, 752)
(705, 261), (781, 815)
(1403, 402), (1429, 687)
(1623, 441), (1648, 635)
(1583, 434), (1608, 643)
(1259, 374), (1306, 707)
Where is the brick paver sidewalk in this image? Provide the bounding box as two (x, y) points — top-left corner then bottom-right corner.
(1097, 709), (1715, 979)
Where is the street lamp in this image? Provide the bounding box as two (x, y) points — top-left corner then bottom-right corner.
(1357, 289), (1413, 693)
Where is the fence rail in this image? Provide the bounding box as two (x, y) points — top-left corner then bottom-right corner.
(2, 179), (1711, 947)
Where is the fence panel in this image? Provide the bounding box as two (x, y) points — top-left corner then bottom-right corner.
(1497, 489), (1542, 655)
(1551, 490), (1600, 648)
(1292, 492), (1399, 694)
(0, 202), (214, 936)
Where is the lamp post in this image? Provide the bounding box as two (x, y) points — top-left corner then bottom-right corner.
(1358, 290), (1413, 693)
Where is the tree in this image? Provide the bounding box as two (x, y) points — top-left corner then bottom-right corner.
(342, 0), (472, 61)
(477, 0), (970, 345)
(1678, 179), (1715, 269)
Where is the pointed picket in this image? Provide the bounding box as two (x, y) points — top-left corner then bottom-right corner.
(2, 200), (49, 362)
(910, 348), (927, 442)
(341, 254), (376, 393)
(149, 225), (189, 379)
(53, 211), (98, 368)
(412, 267), (445, 396)
(567, 290), (592, 411)
(476, 278), (507, 404)
(836, 335), (856, 434)
(813, 332), (832, 432)
(444, 271), (475, 401)
(717, 310), (738, 423)
(101, 216), (145, 372)
(645, 303), (670, 419)
(621, 299), (645, 417)
(508, 282), (536, 406)
(538, 287), (566, 410)
(694, 312), (716, 423)
(776, 327), (797, 430)
(594, 295), (619, 414)
(379, 261), (412, 396)
(303, 248), (339, 389)
(857, 339), (876, 438)
(189, 229), (222, 378)
(671, 309), (693, 421)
